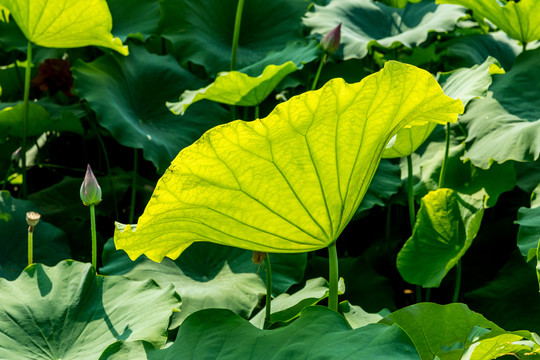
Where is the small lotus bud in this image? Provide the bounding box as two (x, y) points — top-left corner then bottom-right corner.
(11, 147), (22, 162)
(80, 164), (102, 206)
(26, 211), (41, 227)
(320, 23), (341, 54)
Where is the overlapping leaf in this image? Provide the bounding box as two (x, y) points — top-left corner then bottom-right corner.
(0, 260), (180, 360)
(0, 0), (128, 54)
(381, 303), (504, 360)
(158, 0), (309, 75)
(101, 238), (306, 327)
(304, 0), (466, 60)
(397, 188), (484, 288)
(516, 184), (540, 262)
(460, 48), (540, 168)
(107, 0), (160, 41)
(102, 306), (419, 360)
(114, 61), (463, 262)
(72, 44), (230, 173)
(168, 62), (298, 115)
(437, 0), (540, 44)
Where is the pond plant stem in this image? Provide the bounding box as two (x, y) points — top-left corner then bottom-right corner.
(406, 155), (422, 303)
(438, 123), (451, 189)
(90, 204), (97, 273)
(230, 0), (245, 71)
(328, 241), (339, 312)
(263, 254), (272, 329)
(27, 226), (33, 265)
(453, 260), (462, 303)
(311, 53), (327, 91)
(129, 148), (138, 224)
(21, 41), (33, 199)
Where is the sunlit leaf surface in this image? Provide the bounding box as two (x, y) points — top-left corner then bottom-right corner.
(437, 0), (540, 44)
(115, 61), (463, 261)
(397, 188), (484, 287)
(0, 0), (128, 54)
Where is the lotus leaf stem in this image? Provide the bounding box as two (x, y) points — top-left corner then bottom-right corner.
(21, 41), (33, 199)
(129, 148), (139, 224)
(328, 241), (339, 312)
(90, 204), (97, 273)
(438, 123), (451, 189)
(230, 0), (245, 71)
(311, 53), (327, 91)
(453, 260), (462, 303)
(263, 253), (272, 329)
(406, 155), (422, 303)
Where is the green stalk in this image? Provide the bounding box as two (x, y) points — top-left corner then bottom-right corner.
(129, 148), (138, 224)
(21, 41), (33, 199)
(327, 241), (339, 312)
(438, 123), (451, 189)
(311, 53), (327, 91)
(452, 260), (462, 303)
(263, 253), (272, 329)
(406, 155), (422, 303)
(90, 204), (98, 273)
(230, 0), (245, 71)
(254, 105), (259, 119)
(28, 226), (33, 265)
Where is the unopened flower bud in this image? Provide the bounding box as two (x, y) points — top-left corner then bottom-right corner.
(80, 164), (102, 206)
(26, 211), (41, 227)
(320, 23), (341, 54)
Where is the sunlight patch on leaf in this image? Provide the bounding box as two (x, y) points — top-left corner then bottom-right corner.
(115, 61), (463, 262)
(168, 62), (298, 115)
(0, 0), (128, 54)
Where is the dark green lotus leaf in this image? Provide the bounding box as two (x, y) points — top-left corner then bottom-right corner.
(0, 190), (71, 280)
(250, 277), (344, 329)
(460, 48), (540, 169)
(72, 44), (230, 173)
(158, 0), (309, 76)
(101, 238), (306, 328)
(303, 0), (466, 60)
(102, 306), (419, 360)
(447, 31), (523, 70)
(381, 302), (504, 360)
(516, 185), (540, 262)
(108, 0), (160, 41)
(0, 260), (180, 360)
(0, 102), (83, 140)
(0, 15), (26, 52)
(397, 188), (484, 288)
(464, 251), (540, 334)
(516, 160), (540, 193)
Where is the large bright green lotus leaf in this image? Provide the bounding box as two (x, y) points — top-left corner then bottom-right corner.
(460, 48), (540, 169)
(158, 0), (309, 75)
(168, 62), (299, 115)
(0, 102), (83, 140)
(464, 251), (540, 334)
(101, 306), (419, 360)
(516, 184), (540, 262)
(101, 238), (306, 327)
(381, 303), (504, 360)
(0, 260), (180, 360)
(249, 277), (345, 329)
(72, 44), (230, 173)
(0, 0), (127, 54)
(384, 57), (502, 159)
(107, 0), (160, 41)
(397, 188), (484, 287)
(303, 0), (467, 60)
(115, 61), (463, 261)
(0, 190), (71, 280)
(437, 0), (540, 44)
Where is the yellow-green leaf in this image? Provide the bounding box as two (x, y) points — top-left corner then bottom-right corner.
(0, 0), (128, 55)
(436, 0), (540, 44)
(115, 61), (463, 262)
(167, 62), (298, 115)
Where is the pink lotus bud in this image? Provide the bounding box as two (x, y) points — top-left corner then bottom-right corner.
(80, 164), (102, 206)
(320, 23), (341, 54)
